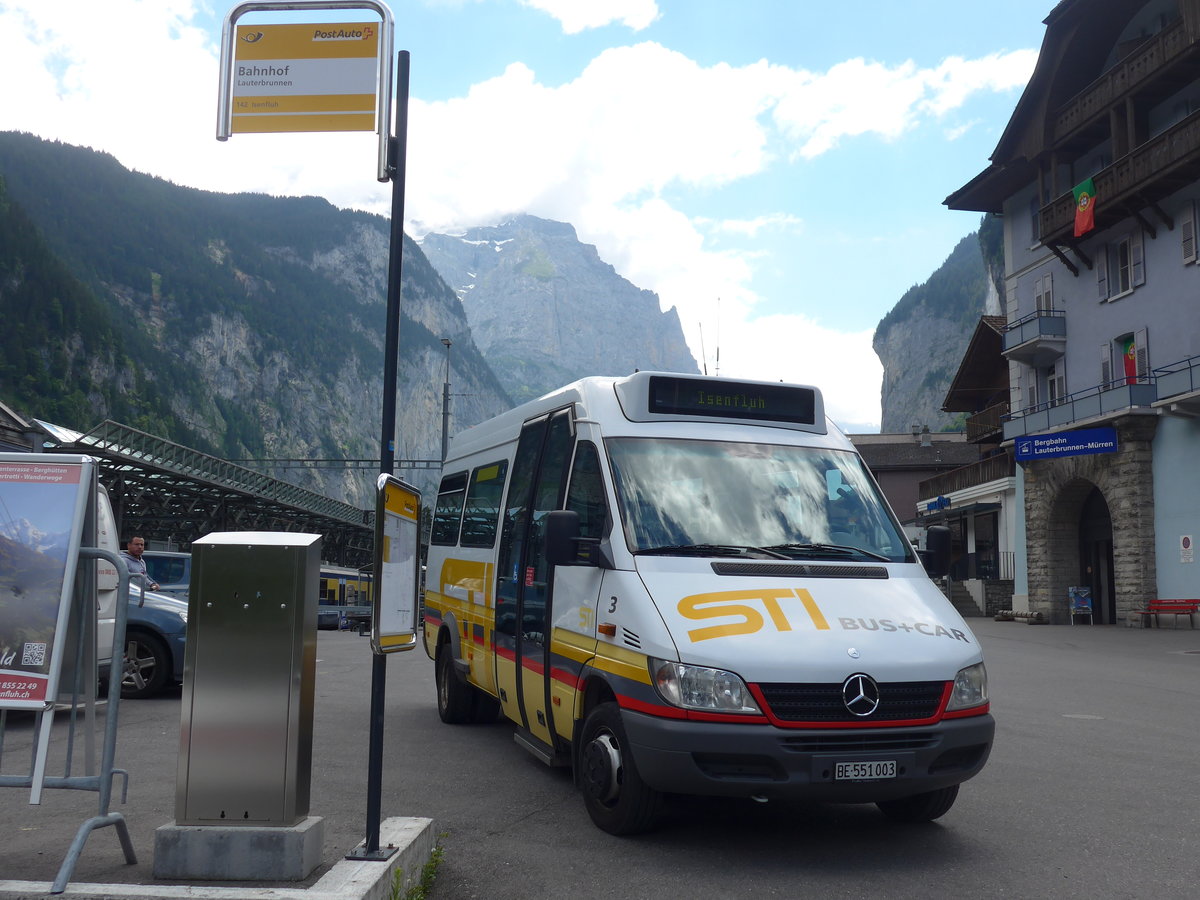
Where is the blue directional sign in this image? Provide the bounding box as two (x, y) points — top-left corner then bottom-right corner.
(1014, 426), (1118, 461)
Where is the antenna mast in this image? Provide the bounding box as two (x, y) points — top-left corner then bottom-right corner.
(715, 297), (721, 377)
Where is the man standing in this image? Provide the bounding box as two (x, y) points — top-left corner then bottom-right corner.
(120, 536), (159, 592)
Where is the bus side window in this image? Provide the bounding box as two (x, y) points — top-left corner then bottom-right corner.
(461, 460), (509, 547)
(431, 472), (469, 545)
(565, 441), (607, 540)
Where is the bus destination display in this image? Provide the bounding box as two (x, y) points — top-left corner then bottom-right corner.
(647, 376), (816, 424)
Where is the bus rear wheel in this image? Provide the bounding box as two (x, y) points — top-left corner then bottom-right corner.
(579, 702), (661, 835)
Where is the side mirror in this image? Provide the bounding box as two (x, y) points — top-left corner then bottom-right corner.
(921, 525), (952, 578)
(546, 510), (583, 568)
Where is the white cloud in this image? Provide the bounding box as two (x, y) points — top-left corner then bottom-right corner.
(518, 0), (660, 33)
(0, 3), (1036, 432)
(772, 50), (1036, 159)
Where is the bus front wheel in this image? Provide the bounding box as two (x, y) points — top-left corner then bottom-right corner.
(579, 702), (662, 835)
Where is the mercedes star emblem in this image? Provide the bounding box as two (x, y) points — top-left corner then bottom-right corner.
(842, 673), (881, 717)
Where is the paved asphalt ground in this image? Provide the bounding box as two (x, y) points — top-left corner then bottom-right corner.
(2, 619), (1200, 898)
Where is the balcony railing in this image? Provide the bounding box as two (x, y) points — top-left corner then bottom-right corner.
(1153, 354), (1200, 414)
(1154, 354), (1200, 399)
(1003, 378), (1157, 440)
(918, 454), (1015, 500)
(1040, 108), (1200, 245)
(1002, 310), (1066, 366)
(1052, 17), (1194, 146)
(965, 401), (1009, 443)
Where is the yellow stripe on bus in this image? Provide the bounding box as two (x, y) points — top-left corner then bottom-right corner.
(550, 628), (594, 664)
(592, 643), (651, 685)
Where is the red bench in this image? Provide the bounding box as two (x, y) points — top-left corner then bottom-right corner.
(1136, 600), (1199, 628)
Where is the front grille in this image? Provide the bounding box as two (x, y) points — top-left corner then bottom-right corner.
(780, 733), (940, 753)
(757, 681), (945, 723)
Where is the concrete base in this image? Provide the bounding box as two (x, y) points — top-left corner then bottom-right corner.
(153, 816), (325, 881)
(0, 816), (437, 900)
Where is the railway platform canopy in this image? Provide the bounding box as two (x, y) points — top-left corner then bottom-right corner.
(34, 418), (375, 568)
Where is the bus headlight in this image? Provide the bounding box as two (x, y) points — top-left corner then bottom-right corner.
(650, 659), (761, 714)
(946, 662), (988, 711)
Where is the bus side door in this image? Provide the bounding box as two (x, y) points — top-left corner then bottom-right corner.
(494, 410), (573, 747)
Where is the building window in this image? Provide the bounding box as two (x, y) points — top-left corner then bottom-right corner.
(1097, 230), (1145, 300)
(1033, 272), (1053, 311)
(1048, 363), (1066, 406)
(1183, 201), (1197, 264)
(1100, 329), (1149, 387)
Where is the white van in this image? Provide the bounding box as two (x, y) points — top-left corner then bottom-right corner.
(424, 372), (993, 834)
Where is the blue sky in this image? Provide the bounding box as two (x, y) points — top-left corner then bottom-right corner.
(0, 0), (1051, 430)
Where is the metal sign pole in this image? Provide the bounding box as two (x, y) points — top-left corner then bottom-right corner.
(349, 47), (409, 862)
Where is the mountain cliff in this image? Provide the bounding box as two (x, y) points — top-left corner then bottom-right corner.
(0, 131), (511, 506)
(873, 220), (999, 432)
(419, 215), (698, 403)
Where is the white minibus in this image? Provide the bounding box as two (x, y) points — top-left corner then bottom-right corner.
(423, 372), (993, 834)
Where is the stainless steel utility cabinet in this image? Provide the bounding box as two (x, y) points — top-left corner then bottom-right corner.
(176, 532), (321, 826)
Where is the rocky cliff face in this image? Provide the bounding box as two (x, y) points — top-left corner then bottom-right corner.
(873, 229), (997, 432)
(419, 215), (698, 403)
(0, 133), (512, 507)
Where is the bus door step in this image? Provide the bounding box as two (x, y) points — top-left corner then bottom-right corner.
(514, 728), (570, 768)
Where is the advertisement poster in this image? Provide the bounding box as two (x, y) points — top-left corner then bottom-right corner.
(0, 457), (89, 708)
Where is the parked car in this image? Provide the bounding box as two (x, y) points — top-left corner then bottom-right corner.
(141, 550), (191, 601)
(120, 586), (188, 699)
(93, 487), (188, 699)
(98, 585), (188, 700)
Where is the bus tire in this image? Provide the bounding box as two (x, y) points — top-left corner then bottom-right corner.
(876, 784), (959, 823)
(436, 644), (474, 724)
(579, 702), (662, 835)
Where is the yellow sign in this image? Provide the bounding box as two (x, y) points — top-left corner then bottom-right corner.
(372, 475), (422, 653)
(232, 22), (380, 133)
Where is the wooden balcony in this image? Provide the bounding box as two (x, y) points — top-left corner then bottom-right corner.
(1052, 17), (1197, 147)
(1040, 108), (1200, 246)
(965, 401), (1009, 443)
(918, 453), (1015, 500)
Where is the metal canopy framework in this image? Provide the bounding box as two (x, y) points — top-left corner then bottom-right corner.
(36, 419), (374, 568)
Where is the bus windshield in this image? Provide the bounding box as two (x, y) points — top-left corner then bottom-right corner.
(606, 437), (912, 563)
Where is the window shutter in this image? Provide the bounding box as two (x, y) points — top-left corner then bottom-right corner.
(1131, 230), (1145, 287)
(1097, 245), (1109, 299)
(1183, 202), (1196, 263)
(1134, 328), (1149, 379)
(1006, 282), (1018, 320)
(1100, 342), (1113, 386)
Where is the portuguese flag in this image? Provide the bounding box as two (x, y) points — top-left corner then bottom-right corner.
(1122, 336), (1137, 384)
(1073, 178), (1096, 237)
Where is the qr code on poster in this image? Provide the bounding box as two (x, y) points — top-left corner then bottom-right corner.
(22, 643), (48, 667)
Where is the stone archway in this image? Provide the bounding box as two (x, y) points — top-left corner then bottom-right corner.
(1021, 415), (1157, 624)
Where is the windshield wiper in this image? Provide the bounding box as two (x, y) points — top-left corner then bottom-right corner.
(762, 542), (891, 562)
(633, 543), (791, 559)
